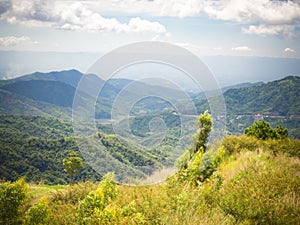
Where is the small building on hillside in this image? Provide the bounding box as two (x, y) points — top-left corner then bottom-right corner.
(253, 114), (263, 122)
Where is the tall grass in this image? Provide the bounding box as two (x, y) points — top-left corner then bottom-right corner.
(2, 135), (299, 224)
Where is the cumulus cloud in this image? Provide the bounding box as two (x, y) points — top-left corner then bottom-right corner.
(126, 17), (166, 33)
(232, 46), (252, 51)
(1, 0), (300, 37)
(93, 0), (300, 37)
(242, 24), (296, 38)
(203, 0), (300, 24)
(284, 47), (295, 53)
(0, 0), (168, 34)
(203, 0), (300, 38)
(0, 36), (30, 46)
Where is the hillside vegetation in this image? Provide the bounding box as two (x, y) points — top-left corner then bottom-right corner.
(0, 70), (299, 137)
(1, 134), (299, 224)
(0, 71), (299, 224)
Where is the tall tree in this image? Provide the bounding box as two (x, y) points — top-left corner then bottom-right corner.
(63, 152), (83, 185)
(194, 110), (212, 153)
(177, 111), (213, 169)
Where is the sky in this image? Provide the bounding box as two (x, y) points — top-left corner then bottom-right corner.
(0, 0), (300, 82)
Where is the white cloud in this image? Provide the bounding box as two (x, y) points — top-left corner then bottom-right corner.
(284, 47), (295, 53)
(0, 36), (30, 46)
(0, 0), (168, 34)
(242, 24), (296, 38)
(86, 0), (203, 18)
(203, 0), (300, 38)
(158, 0), (204, 18)
(126, 17), (166, 34)
(232, 46), (252, 51)
(93, 0), (300, 37)
(1, 0), (300, 37)
(203, 0), (300, 24)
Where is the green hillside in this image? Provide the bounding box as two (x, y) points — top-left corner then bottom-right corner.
(225, 76), (300, 116)
(2, 80), (76, 107)
(0, 89), (70, 119)
(194, 76), (300, 138)
(0, 72), (299, 186)
(0, 115), (163, 184)
(1, 134), (299, 225)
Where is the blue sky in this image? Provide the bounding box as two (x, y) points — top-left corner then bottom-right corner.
(0, 0), (300, 82)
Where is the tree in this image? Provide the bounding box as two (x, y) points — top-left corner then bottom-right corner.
(274, 125), (288, 139)
(244, 120), (288, 140)
(63, 151), (83, 185)
(194, 110), (212, 153)
(177, 111), (213, 169)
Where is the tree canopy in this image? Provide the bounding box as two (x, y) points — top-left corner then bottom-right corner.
(63, 152), (83, 185)
(244, 120), (288, 140)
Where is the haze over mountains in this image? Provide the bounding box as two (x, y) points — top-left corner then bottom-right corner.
(1, 51), (300, 88)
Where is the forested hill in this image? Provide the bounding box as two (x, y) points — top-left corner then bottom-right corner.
(0, 71), (299, 184)
(195, 75), (300, 116)
(195, 75), (300, 138)
(224, 75), (300, 116)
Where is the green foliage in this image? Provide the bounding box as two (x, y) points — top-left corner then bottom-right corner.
(1, 135), (299, 225)
(25, 197), (52, 225)
(63, 152), (83, 185)
(78, 173), (117, 224)
(194, 110), (212, 153)
(245, 120), (288, 140)
(51, 181), (98, 205)
(194, 76), (300, 139)
(0, 114), (166, 184)
(176, 111), (222, 185)
(177, 147), (225, 186)
(177, 111), (213, 170)
(0, 178), (28, 224)
(224, 75), (300, 116)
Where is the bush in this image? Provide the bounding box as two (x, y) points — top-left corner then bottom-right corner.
(222, 135), (300, 158)
(245, 120), (288, 140)
(0, 178), (28, 224)
(51, 181), (98, 204)
(77, 173), (117, 224)
(25, 197), (52, 225)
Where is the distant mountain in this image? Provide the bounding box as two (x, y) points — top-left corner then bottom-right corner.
(221, 81), (264, 93)
(195, 76), (300, 116)
(1, 69), (83, 87)
(0, 71), (299, 184)
(225, 76), (300, 116)
(0, 69), (187, 119)
(2, 80), (77, 107)
(0, 89), (70, 118)
(194, 76), (300, 138)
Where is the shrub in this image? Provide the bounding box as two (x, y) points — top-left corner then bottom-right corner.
(77, 173), (117, 224)
(0, 178), (28, 224)
(245, 120), (288, 140)
(25, 197), (52, 225)
(51, 181), (98, 204)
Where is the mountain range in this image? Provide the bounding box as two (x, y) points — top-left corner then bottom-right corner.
(0, 69), (299, 184)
